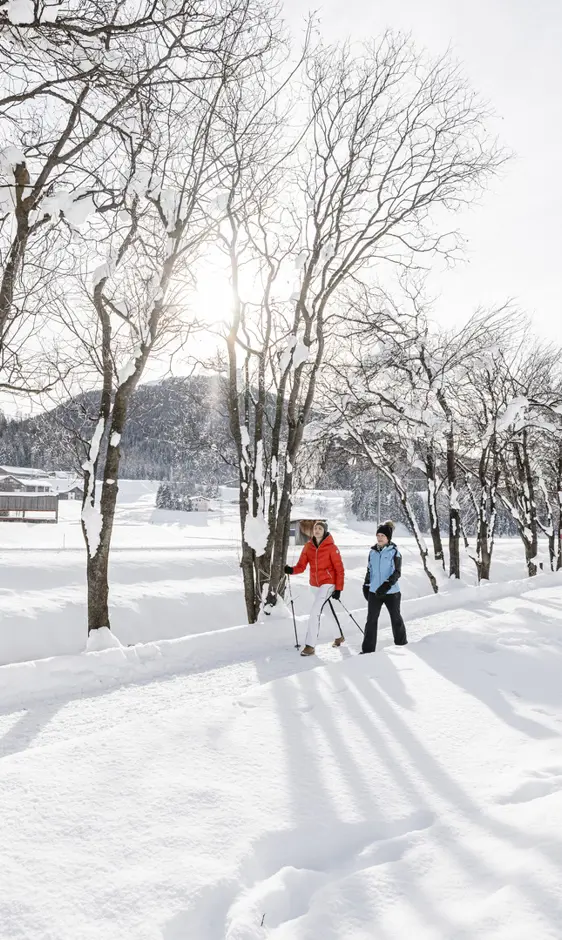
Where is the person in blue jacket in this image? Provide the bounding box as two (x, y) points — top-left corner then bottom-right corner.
(362, 520), (408, 653)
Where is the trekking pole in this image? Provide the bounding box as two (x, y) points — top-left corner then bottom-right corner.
(286, 575), (300, 649)
(328, 599), (345, 647)
(337, 598), (365, 636)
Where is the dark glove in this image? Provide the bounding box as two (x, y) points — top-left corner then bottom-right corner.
(375, 580), (391, 596)
(331, 589), (341, 601)
(362, 584), (370, 601)
(284, 565), (293, 575)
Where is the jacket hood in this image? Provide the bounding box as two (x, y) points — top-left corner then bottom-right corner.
(313, 532), (332, 547)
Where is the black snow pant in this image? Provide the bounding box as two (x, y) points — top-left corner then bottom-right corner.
(362, 591), (408, 653)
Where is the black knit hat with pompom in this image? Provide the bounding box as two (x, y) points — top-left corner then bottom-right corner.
(376, 520), (394, 542)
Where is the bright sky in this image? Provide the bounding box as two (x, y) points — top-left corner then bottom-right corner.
(1, 0), (560, 420)
(284, 0), (562, 341)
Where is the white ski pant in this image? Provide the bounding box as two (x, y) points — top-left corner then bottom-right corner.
(305, 583), (336, 647)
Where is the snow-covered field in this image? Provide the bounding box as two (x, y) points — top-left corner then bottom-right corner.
(0, 480), (537, 665)
(1, 483), (562, 939)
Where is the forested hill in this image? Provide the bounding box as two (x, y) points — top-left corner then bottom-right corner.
(0, 376), (237, 484)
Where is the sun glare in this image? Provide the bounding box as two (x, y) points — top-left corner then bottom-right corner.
(194, 269), (234, 327)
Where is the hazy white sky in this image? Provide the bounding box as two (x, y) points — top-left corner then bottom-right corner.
(2, 0), (560, 419)
(284, 0), (562, 341)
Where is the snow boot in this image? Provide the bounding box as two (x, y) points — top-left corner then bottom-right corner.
(300, 645), (315, 657)
(332, 636), (345, 647)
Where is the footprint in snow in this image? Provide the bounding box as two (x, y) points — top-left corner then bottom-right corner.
(496, 767), (562, 805)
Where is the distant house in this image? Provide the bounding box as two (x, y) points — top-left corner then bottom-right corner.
(58, 485), (84, 501)
(0, 473), (25, 493)
(0, 467), (83, 519)
(0, 466), (83, 499)
(0, 466), (53, 493)
(189, 495), (210, 512)
(289, 517), (328, 546)
(0, 466), (46, 479)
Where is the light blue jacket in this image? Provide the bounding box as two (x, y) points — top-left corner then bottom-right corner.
(365, 543), (402, 595)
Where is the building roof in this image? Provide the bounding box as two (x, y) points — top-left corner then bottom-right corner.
(22, 476), (83, 493)
(0, 466), (47, 478)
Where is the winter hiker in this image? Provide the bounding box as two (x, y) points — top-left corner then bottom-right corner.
(361, 520), (408, 654)
(284, 521), (345, 657)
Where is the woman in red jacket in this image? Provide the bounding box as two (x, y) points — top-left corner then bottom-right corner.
(284, 521), (345, 656)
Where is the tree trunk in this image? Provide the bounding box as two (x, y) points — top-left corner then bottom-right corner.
(446, 429), (461, 579)
(516, 433), (538, 576)
(474, 465), (500, 582)
(425, 448), (444, 567)
(83, 385), (136, 631)
(0, 164), (31, 346)
(266, 464), (294, 609)
(557, 442), (562, 571)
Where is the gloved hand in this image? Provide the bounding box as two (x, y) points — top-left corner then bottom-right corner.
(331, 589), (341, 601)
(375, 580), (391, 596)
(284, 565), (293, 575)
(362, 584), (370, 601)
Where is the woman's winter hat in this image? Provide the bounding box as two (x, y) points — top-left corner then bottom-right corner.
(376, 520), (394, 542)
(314, 520), (328, 535)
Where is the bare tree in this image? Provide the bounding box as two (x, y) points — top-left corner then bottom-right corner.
(213, 32), (505, 621)
(0, 0), (255, 390)
(49, 0), (278, 637)
(316, 356), (441, 593)
(495, 345), (562, 576)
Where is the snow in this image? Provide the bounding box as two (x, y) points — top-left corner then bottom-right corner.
(280, 335), (297, 372)
(2, 486), (562, 935)
(210, 191), (230, 213)
(319, 238), (336, 263)
(110, 431), (121, 447)
(1, 572), (562, 938)
(497, 397), (528, 431)
(92, 258), (116, 288)
(294, 249), (308, 271)
(6, 0), (34, 23)
(292, 340), (310, 368)
(81, 502), (102, 555)
(244, 510), (269, 555)
(0, 144), (25, 171)
(40, 1), (60, 22)
(117, 343), (142, 385)
(130, 168), (151, 198)
(81, 418), (105, 555)
(86, 625), (123, 651)
(38, 190), (95, 228)
(159, 187), (179, 232)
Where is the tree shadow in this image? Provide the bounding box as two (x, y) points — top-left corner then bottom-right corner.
(411, 626), (561, 739)
(162, 656), (458, 939)
(346, 662), (562, 927)
(0, 700), (62, 759)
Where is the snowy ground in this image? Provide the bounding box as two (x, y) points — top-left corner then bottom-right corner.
(1, 576), (562, 939)
(0, 481), (539, 665)
(2, 483), (562, 939)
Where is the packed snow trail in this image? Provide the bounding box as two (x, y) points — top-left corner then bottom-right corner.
(0, 575), (558, 748)
(1, 582), (562, 939)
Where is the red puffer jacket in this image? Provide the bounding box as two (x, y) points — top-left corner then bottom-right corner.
(292, 534), (344, 590)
